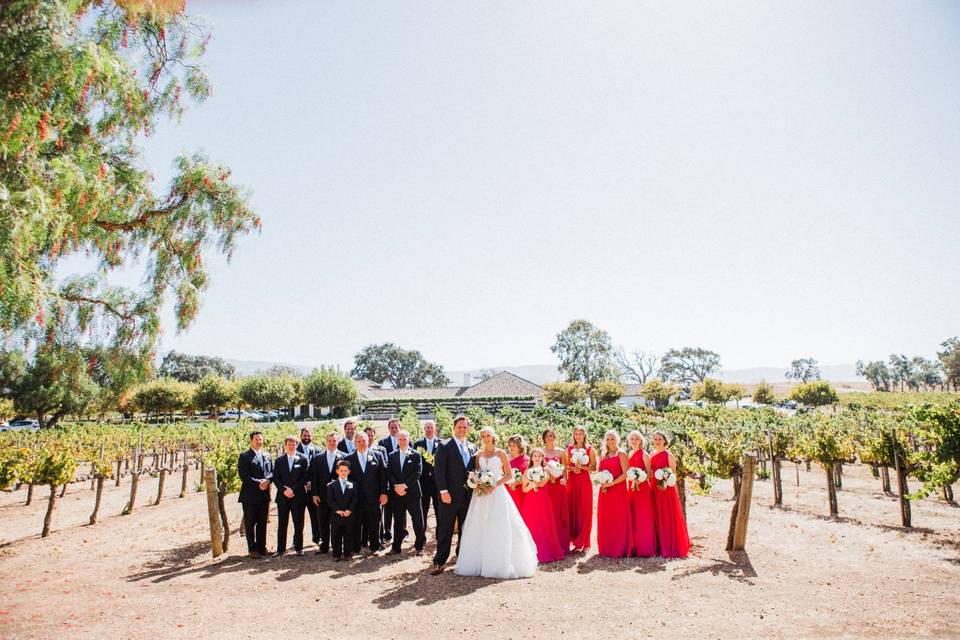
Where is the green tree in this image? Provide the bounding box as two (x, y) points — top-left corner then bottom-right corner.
(550, 320), (619, 407)
(0, 347), (99, 427)
(857, 360), (892, 392)
(937, 338), (960, 391)
(542, 381), (587, 407)
(640, 379), (677, 410)
(192, 374), (234, 418)
(660, 347), (721, 384)
(237, 374), (296, 418)
(0, 397), (14, 421)
(590, 380), (625, 406)
(0, 1), (258, 396)
(789, 380), (839, 408)
(351, 343), (449, 388)
(158, 351), (235, 382)
(691, 377), (735, 404)
(752, 381), (776, 405)
(786, 358), (821, 382)
(302, 367), (358, 415)
(132, 377), (193, 419)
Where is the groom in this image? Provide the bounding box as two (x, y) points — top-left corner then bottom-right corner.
(430, 415), (477, 575)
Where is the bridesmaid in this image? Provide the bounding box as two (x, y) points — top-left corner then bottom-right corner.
(542, 428), (569, 557)
(650, 431), (691, 558)
(506, 435), (529, 512)
(520, 448), (566, 563)
(565, 425), (595, 553)
(596, 430), (632, 558)
(626, 430), (658, 557)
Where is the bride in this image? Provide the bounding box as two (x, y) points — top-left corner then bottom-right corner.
(455, 427), (539, 579)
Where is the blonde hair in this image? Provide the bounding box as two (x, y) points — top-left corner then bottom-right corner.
(479, 426), (498, 444)
(602, 430), (621, 457)
(571, 425), (589, 448)
(627, 430), (645, 449)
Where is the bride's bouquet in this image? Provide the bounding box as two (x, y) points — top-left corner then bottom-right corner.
(626, 467), (647, 483)
(654, 467), (677, 490)
(467, 470), (496, 496)
(545, 459), (564, 479)
(591, 470), (614, 489)
(569, 447), (589, 466)
(525, 466), (546, 489)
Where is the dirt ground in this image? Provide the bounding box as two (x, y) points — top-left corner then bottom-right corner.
(0, 462), (958, 639)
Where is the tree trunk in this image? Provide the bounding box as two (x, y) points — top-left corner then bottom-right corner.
(677, 475), (687, 518)
(942, 483), (954, 502)
(833, 461), (843, 490)
(825, 465), (839, 518)
(154, 468), (167, 505)
(25, 483), (34, 506)
(881, 465), (892, 495)
(698, 454), (706, 490)
(180, 447), (190, 498)
(89, 476), (104, 524)
(768, 433), (782, 506)
(892, 434), (911, 528)
(124, 471), (139, 515)
(732, 472), (741, 499)
(115, 458), (123, 487)
(59, 483), (67, 498)
(726, 469), (742, 550)
(41, 484), (57, 538)
(204, 468), (224, 558)
(217, 484), (230, 552)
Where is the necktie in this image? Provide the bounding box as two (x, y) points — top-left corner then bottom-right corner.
(340, 480), (346, 493)
(459, 441), (468, 466)
(359, 454), (366, 473)
(328, 452), (334, 473)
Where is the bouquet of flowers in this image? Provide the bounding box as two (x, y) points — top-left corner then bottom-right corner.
(591, 470), (614, 488)
(654, 467), (677, 490)
(569, 447), (589, 466)
(416, 447), (435, 467)
(545, 459), (564, 478)
(466, 470), (496, 495)
(511, 468), (523, 485)
(525, 466), (546, 486)
(626, 467), (647, 483)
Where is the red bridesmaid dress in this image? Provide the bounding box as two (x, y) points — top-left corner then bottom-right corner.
(650, 450), (690, 558)
(628, 450), (658, 557)
(544, 453), (569, 557)
(520, 474), (566, 563)
(508, 455), (528, 511)
(596, 454), (632, 558)
(566, 444), (593, 551)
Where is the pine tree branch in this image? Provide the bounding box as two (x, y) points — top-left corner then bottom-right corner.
(91, 194), (189, 232)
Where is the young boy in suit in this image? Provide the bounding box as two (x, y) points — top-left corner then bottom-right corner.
(326, 459), (358, 561)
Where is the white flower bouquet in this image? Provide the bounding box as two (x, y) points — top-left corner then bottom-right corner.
(525, 466), (546, 485)
(467, 470), (496, 495)
(626, 467), (647, 483)
(654, 467), (677, 490)
(545, 459), (564, 478)
(569, 448), (589, 466)
(511, 468), (523, 484)
(591, 470), (614, 488)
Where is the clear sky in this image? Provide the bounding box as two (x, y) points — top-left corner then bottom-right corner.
(79, 0), (960, 371)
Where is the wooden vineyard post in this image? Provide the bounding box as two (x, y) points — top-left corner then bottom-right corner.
(729, 453), (756, 551)
(768, 431), (782, 507)
(891, 427), (911, 528)
(204, 468), (224, 558)
(154, 468), (167, 505)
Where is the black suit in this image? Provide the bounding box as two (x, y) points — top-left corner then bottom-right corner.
(272, 452), (309, 553)
(326, 479), (358, 558)
(296, 442), (320, 544)
(432, 437), (477, 566)
(413, 437), (441, 529)
(345, 449), (387, 552)
(378, 435), (400, 540)
(387, 448), (426, 552)
(237, 448), (273, 555)
(310, 449), (344, 553)
(337, 438), (357, 456)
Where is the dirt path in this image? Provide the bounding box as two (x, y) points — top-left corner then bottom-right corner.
(1, 464), (958, 639)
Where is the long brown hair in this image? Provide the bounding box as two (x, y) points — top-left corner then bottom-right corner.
(571, 425), (589, 449)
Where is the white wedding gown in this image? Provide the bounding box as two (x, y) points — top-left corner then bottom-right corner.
(455, 453), (539, 579)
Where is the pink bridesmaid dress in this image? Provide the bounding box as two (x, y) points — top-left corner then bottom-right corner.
(544, 453), (569, 557)
(596, 454), (632, 558)
(650, 450), (690, 558)
(508, 455), (528, 511)
(628, 450), (658, 557)
(566, 444), (593, 551)
(520, 474), (566, 563)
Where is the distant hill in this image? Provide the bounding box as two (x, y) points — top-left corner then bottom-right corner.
(719, 364), (863, 384)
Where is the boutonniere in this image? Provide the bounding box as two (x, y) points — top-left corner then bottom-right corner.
(345, 481), (353, 490)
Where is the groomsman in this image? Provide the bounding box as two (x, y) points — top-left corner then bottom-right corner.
(337, 420), (357, 455)
(237, 431), (272, 559)
(378, 419), (402, 542)
(413, 420), (441, 530)
(296, 428), (320, 546)
(431, 415), (477, 574)
(326, 460), (358, 561)
(310, 431), (344, 555)
(272, 435), (310, 557)
(345, 432), (388, 553)
(387, 430), (426, 556)
(366, 426), (387, 462)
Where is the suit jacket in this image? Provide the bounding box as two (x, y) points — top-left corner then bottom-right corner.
(412, 437), (441, 491)
(310, 448), (345, 501)
(272, 452), (309, 503)
(326, 478), (358, 516)
(345, 449), (387, 505)
(296, 442), (317, 463)
(387, 448), (422, 500)
(378, 435), (398, 456)
(237, 448), (273, 504)
(370, 444), (388, 464)
(434, 437), (477, 503)
(337, 438), (357, 455)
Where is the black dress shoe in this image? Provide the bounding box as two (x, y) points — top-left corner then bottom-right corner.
(414, 550), (424, 557)
(272, 551), (285, 558)
(388, 548), (402, 555)
(295, 549), (304, 557)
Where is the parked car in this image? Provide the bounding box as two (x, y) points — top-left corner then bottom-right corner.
(221, 409), (258, 421)
(4, 419), (40, 431)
